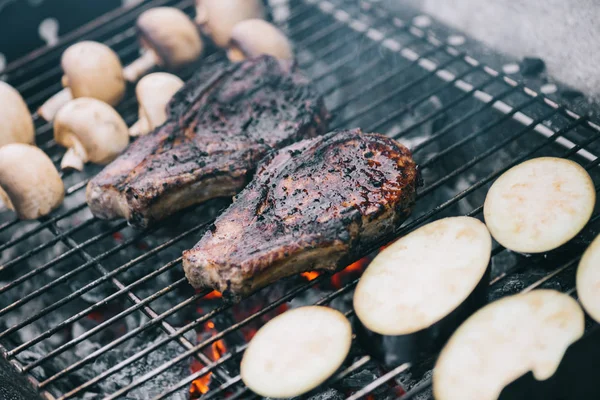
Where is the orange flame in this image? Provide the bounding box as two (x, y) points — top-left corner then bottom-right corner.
(205, 290), (222, 300)
(190, 359), (212, 396)
(190, 321), (228, 397)
(331, 257), (370, 289)
(301, 271), (320, 281)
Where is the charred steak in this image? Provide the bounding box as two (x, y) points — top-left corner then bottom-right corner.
(183, 128), (419, 299)
(86, 56), (329, 228)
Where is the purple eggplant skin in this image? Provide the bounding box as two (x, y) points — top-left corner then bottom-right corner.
(355, 263), (490, 369)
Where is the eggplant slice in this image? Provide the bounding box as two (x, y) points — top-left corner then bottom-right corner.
(484, 157), (595, 254)
(240, 306), (352, 398)
(353, 216), (491, 367)
(577, 234), (600, 322)
(433, 290), (584, 400)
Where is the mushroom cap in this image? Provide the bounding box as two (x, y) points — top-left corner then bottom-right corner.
(0, 82), (35, 147)
(195, 0), (265, 47)
(228, 19), (293, 61)
(136, 7), (203, 69)
(0, 144), (64, 219)
(61, 41), (126, 106)
(136, 72), (184, 130)
(54, 98), (130, 164)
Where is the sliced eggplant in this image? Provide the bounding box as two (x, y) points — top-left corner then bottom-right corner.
(484, 157), (595, 254)
(353, 216), (491, 367)
(240, 306), (352, 399)
(577, 234), (600, 322)
(433, 290), (585, 400)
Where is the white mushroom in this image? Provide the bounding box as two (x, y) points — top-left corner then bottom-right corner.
(129, 72), (183, 137)
(0, 81), (35, 147)
(53, 98), (130, 171)
(123, 7), (204, 82)
(0, 144), (64, 219)
(38, 41), (126, 121)
(228, 19), (293, 62)
(195, 0), (265, 48)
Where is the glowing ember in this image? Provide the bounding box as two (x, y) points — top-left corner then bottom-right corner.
(301, 271), (320, 281)
(211, 338), (226, 361)
(331, 256), (370, 289)
(189, 321), (228, 398)
(189, 360), (212, 396)
(205, 290), (222, 300)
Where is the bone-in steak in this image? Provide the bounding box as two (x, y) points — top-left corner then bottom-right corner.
(183, 129), (419, 300)
(86, 56), (329, 228)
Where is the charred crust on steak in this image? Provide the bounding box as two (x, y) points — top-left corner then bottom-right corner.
(182, 128), (419, 301)
(86, 56), (329, 228)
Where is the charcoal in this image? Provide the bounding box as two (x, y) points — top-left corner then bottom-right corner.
(80, 331), (196, 399)
(520, 57), (546, 76)
(307, 388), (345, 400)
(560, 89), (584, 100)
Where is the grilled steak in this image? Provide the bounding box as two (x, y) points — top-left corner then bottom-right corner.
(86, 56), (329, 228)
(183, 128), (419, 300)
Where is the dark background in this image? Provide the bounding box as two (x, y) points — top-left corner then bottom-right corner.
(0, 0), (123, 67)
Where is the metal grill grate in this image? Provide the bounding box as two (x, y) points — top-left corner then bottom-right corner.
(1, 0), (600, 399)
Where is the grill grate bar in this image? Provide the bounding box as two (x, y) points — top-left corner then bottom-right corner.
(155, 277), (362, 399)
(21, 1), (329, 152)
(49, 225), (233, 385)
(16, 0), (310, 107)
(0, 219), (123, 295)
(393, 75), (499, 141)
(355, 0), (600, 135)
(18, 266), (186, 369)
(341, 163), (600, 400)
(327, 46), (455, 119)
(39, 290), (209, 389)
(410, 85), (519, 154)
(159, 281), (363, 399)
(4, 0), (186, 79)
(311, 39), (380, 81)
(420, 95), (541, 169)
(417, 104), (558, 197)
(368, 64), (484, 133)
(56, 288), (242, 399)
(0, 217), (98, 276)
(0, 229), (147, 342)
(318, 35), (425, 98)
(101, 274), (331, 399)
(2, 0), (600, 398)
(0, 212), (213, 343)
(26, 276), (189, 374)
(330, 53), (468, 129)
(396, 116), (584, 240)
(0, 203), (87, 253)
(154, 345), (245, 400)
(347, 363), (412, 400)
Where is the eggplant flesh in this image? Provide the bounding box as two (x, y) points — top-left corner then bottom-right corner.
(577, 233), (600, 323)
(355, 264), (489, 368)
(433, 290), (584, 400)
(484, 157), (595, 254)
(240, 306), (352, 399)
(353, 216), (492, 368)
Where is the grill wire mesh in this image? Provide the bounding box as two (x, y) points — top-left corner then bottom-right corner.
(1, 0), (600, 399)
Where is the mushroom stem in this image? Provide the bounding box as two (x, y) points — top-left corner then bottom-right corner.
(60, 136), (89, 171)
(129, 117), (150, 137)
(0, 186), (15, 211)
(123, 50), (159, 82)
(38, 88), (74, 121)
